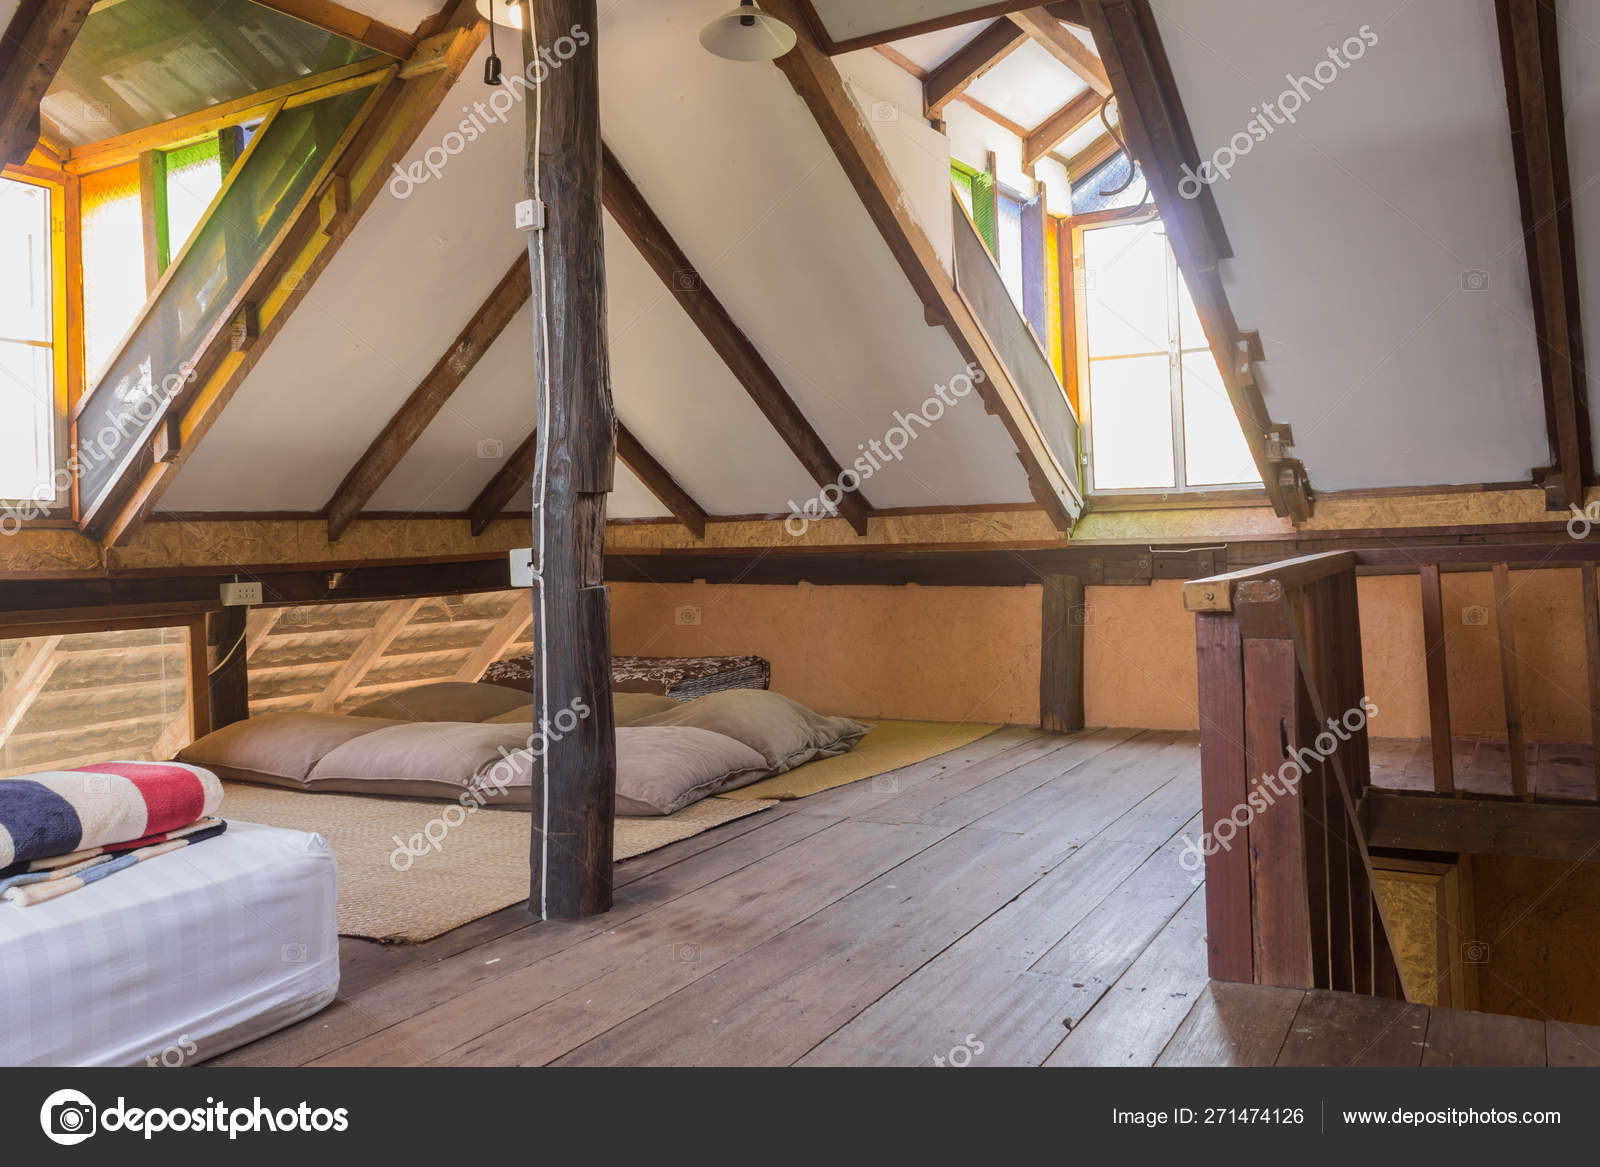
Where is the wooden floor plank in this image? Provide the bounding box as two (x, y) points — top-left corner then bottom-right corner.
(1040, 890), (1209, 1066)
(1274, 989), (1428, 1067)
(1155, 981), (1302, 1067)
(1422, 1006), (1547, 1067)
(1546, 1019), (1600, 1065)
(314, 818), (955, 1066)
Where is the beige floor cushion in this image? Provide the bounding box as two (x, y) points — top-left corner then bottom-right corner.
(347, 682), (531, 724)
(306, 721), (534, 804)
(632, 689), (871, 774)
(177, 712), (404, 789)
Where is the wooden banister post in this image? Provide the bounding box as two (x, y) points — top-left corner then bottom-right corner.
(523, 0), (617, 920)
(1194, 611), (1252, 982)
(1418, 564), (1455, 794)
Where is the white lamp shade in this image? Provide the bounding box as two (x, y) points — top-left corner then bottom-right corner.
(475, 0), (523, 28)
(699, 4), (796, 60)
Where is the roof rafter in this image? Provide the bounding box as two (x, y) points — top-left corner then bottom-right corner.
(0, 0), (92, 167)
(1079, 0), (1309, 520)
(616, 422), (708, 539)
(1496, 0), (1590, 511)
(765, 0), (1081, 532)
(323, 254), (532, 541)
(1066, 126), (1120, 183)
(1024, 88), (1104, 168)
(1007, 7), (1111, 97)
(468, 428), (536, 536)
(601, 142), (874, 536)
(922, 19), (1025, 120)
(248, 0), (417, 60)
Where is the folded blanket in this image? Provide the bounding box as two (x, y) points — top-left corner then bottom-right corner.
(0, 761), (223, 870)
(0, 818), (228, 906)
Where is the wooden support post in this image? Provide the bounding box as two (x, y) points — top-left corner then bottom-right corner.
(525, 0), (616, 921)
(1583, 563), (1600, 800)
(205, 606), (250, 731)
(1491, 563), (1529, 799)
(1194, 611), (1252, 983)
(186, 616), (213, 742)
(1039, 573), (1084, 732)
(1417, 564), (1455, 794)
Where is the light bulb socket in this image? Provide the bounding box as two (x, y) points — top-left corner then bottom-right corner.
(484, 53), (503, 85)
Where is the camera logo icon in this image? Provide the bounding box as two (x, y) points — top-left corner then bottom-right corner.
(40, 1088), (97, 1145)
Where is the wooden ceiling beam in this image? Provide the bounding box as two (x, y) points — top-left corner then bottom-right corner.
(248, 0), (417, 60)
(1007, 7), (1111, 97)
(616, 422), (708, 539)
(922, 19), (1026, 119)
(1079, 0), (1309, 520)
(0, 0), (92, 168)
(1066, 127), (1121, 184)
(764, 0), (1080, 532)
(324, 255), (532, 541)
(1024, 89), (1104, 168)
(1497, 0), (1591, 511)
(468, 428), (537, 536)
(601, 143), (874, 536)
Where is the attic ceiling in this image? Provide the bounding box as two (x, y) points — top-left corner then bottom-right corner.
(15, 0), (1598, 536)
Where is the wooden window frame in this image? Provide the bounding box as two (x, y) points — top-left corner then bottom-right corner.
(0, 161), (74, 516)
(1067, 202), (1265, 500)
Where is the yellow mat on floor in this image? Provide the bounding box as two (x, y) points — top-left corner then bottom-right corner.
(721, 719), (1002, 801)
(220, 783), (776, 944)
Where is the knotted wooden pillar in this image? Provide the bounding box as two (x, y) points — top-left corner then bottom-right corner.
(523, 0), (616, 919)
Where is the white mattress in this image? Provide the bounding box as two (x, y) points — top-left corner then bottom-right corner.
(0, 820), (339, 1067)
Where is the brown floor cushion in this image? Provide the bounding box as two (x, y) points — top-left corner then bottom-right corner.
(631, 689), (870, 774)
(307, 721), (535, 804)
(347, 682), (531, 724)
(481, 693), (679, 728)
(177, 712), (404, 789)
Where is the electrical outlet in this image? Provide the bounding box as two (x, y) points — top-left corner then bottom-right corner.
(509, 548), (534, 588)
(515, 199), (545, 231)
(220, 580), (263, 606)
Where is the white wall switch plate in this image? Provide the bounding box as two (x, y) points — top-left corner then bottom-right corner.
(510, 548), (534, 588)
(220, 580), (263, 606)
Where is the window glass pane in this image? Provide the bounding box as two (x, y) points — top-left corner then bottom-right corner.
(42, 0), (382, 147)
(1088, 353), (1174, 489)
(81, 163), (147, 388)
(1181, 350), (1261, 486)
(0, 179), (52, 343)
(1175, 268), (1206, 350)
(0, 342), (54, 500)
(1, 627), (191, 777)
(165, 137), (224, 259)
(1082, 219), (1168, 358)
(996, 194), (1023, 311)
(951, 166), (974, 218)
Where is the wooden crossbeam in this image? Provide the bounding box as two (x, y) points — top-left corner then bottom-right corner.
(922, 19), (1026, 119)
(1066, 127), (1121, 184)
(1497, 0), (1591, 511)
(764, 0), (1080, 532)
(249, 0), (417, 59)
(601, 143), (874, 535)
(1007, 7), (1111, 96)
(453, 600), (532, 682)
(615, 422), (708, 539)
(468, 429), (538, 536)
(0, 0), (91, 168)
(1024, 89), (1103, 168)
(0, 635), (63, 743)
(324, 254), (532, 540)
(311, 598), (423, 711)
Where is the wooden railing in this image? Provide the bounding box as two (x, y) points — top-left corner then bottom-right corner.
(1185, 552), (1406, 997)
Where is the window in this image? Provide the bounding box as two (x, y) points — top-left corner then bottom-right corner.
(1074, 213), (1259, 492)
(0, 176), (64, 503)
(80, 162), (147, 388)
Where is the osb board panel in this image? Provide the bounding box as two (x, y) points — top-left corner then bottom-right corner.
(604, 508), (1066, 551)
(1374, 871), (1443, 1008)
(609, 580), (1041, 725)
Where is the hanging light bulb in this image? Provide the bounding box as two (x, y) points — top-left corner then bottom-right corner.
(476, 0), (525, 85)
(699, 0), (795, 61)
